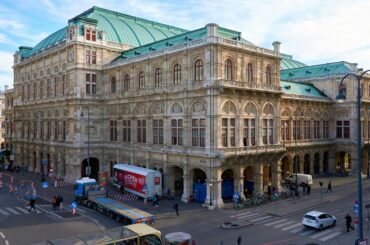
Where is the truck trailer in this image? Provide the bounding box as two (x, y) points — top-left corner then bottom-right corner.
(74, 177), (154, 224)
(112, 164), (162, 199)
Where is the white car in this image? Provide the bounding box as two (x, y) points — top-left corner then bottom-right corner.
(302, 211), (336, 230)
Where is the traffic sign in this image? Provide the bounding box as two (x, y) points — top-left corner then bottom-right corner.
(233, 192), (239, 202)
(41, 182), (48, 189)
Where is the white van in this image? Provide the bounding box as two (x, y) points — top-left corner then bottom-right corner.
(286, 173), (313, 185)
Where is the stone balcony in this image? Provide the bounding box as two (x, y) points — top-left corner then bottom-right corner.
(220, 144), (286, 157)
(216, 79), (281, 93)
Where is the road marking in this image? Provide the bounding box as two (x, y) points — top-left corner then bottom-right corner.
(15, 207), (29, 214)
(25, 206), (42, 214)
(250, 215), (272, 223)
(309, 229), (333, 239)
(274, 220), (295, 228)
(282, 223), (302, 231)
(0, 232), (4, 238)
(5, 240), (9, 245)
(265, 219), (287, 226)
(237, 213), (260, 220)
(5, 207), (20, 215)
(0, 209), (9, 215)
(290, 227), (304, 233)
(300, 229), (316, 236)
(232, 211), (252, 217)
(319, 231), (342, 241)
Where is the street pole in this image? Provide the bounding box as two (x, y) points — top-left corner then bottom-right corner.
(40, 112), (45, 183)
(294, 112), (298, 197)
(336, 70), (370, 243)
(209, 160), (213, 207)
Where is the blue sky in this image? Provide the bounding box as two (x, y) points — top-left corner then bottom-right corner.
(1, 0), (370, 89)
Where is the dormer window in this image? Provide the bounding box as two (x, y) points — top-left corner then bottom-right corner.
(86, 29), (96, 41)
(92, 30), (96, 41)
(86, 29), (91, 40)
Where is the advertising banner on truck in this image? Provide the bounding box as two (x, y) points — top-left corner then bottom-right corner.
(117, 170), (146, 194)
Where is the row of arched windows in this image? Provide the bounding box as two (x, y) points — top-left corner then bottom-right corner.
(224, 58), (273, 85)
(110, 59), (204, 93)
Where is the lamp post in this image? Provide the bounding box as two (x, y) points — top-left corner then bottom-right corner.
(80, 109), (92, 178)
(38, 112), (46, 183)
(336, 69), (370, 243)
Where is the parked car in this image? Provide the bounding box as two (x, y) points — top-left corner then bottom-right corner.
(302, 211), (336, 230)
(286, 173), (313, 185)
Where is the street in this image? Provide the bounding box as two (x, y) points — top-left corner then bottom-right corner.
(1, 171), (370, 245)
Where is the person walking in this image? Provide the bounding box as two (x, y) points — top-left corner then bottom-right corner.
(173, 203), (179, 216)
(152, 194), (157, 207)
(29, 198), (36, 212)
(237, 235), (242, 245)
(306, 183), (311, 195)
(51, 196), (57, 210)
(166, 188), (171, 200)
(327, 180), (333, 192)
(345, 214), (355, 232)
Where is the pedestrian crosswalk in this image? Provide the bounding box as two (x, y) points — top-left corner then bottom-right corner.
(0, 206), (42, 215)
(231, 211), (343, 242)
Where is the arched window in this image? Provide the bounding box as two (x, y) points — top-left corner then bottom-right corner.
(247, 63), (253, 83)
(111, 77), (116, 93)
(266, 66), (272, 85)
(155, 68), (162, 87)
(138, 72), (145, 90)
(123, 74), (130, 91)
(194, 59), (203, 82)
(225, 59), (233, 80)
(173, 64), (181, 85)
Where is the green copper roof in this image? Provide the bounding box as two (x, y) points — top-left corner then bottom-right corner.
(281, 80), (327, 98)
(19, 6), (187, 59)
(112, 25), (254, 63)
(280, 61), (353, 81)
(280, 53), (306, 70)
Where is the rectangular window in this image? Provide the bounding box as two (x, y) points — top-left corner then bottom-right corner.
(323, 121), (329, 139)
(27, 84), (30, 101)
(86, 29), (91, 40)
(47, 121), (51, 140)
(293, 120), (301, 140)
(86, 50), (91, 64)
(192, 118), (206, 147)
(62, 75), (66, 95)
(62, 121), (66, 141)
(336, 121), (343, 138)
(344, 120), (350, 139)
(221, 118), (228, 147)
(361, 121), (365, 140)
(54, 77), (58, 97)
(54, 121), (58, 140)
(86, 73), (97, 95)
(92, 51), (96, 64)
(263, 119), (268, 144)
(110, 120), (117, 141)
(21, 85), (24, 101)
(47, 79), (51, 97)
(137, 120), (146, 143)
(313, 121), (320, 139)
(123, 120), (131, 142)
(153, 119), (164, 145)
(39, 80), (43, 98)
(92, 74), (96, 94)
(171, 119), (183, 145)
(92, 30), (96, 41)
(33, 83), (37, 100)
(268, 119), (274, 144)
(304, 120), (311, 139)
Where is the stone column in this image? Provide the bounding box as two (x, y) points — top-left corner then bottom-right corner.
(213, 179), (224, 208)
(299, 153), (305, 173)
(271, 160), (282, 192)
(181, 175), (191, 203)
(328, 151), (336, 174)
(319, 152), (324, 175)
(310, 153), (315, 175)
(254, 164), (264, 195)
(234, 166), (245, 200)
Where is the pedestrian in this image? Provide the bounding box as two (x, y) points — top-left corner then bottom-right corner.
(301, 182), (306, 194)
(51, 196), (57, 210)
(306, 183), (311, 195)
(237, 235), (242, 245)
(267, 186), (272, 200)
(166, 187), (171, 200)
(152, 194), (157, 207)
(29, 198), (36, 212)
(155, 193), (159, 207)
(57, 195), (63, 209)
(327, 181), (333, 192)
(173, 203), (179, 216)
(345, 213), (355, 232)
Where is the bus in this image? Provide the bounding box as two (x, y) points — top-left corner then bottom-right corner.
(38, 224), (162, 245)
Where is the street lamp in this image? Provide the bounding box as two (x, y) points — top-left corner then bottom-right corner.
(80, 109), (92, 178)
(294, 111), (304, 196)
(38, 111), (46, 182)
(336, 69), (370, 243)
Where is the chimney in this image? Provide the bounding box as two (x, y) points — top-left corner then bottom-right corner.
(272, 41), (281, 53)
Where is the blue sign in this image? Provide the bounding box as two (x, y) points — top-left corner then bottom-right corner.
(71, 201), (77, 209)
(354, 204), (359, 214)
(41, 182), (48, 189)
(233, 192), (239, 201)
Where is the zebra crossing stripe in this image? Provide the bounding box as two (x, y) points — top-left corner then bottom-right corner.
(309, 229), (332, 239)
(0, 209), (9, 215)
(300, 229), (316, 236)
(5, 207), (20, 215)
(250, 215), (272, 223)
(273, 220), (295, 229)
(237, 213), (260, 220)
(319, 231), (342, 242)
(290, 227), (304, 234)
(282, 223), (302, 231)
(232, 211), (252, 218)
(15, 207), (29, 214)
(265, 219), (287, 226)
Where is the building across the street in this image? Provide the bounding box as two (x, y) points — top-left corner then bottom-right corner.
(4, 6), (370, 207)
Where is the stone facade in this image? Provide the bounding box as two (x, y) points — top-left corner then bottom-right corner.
(4, 7), (370, 208)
